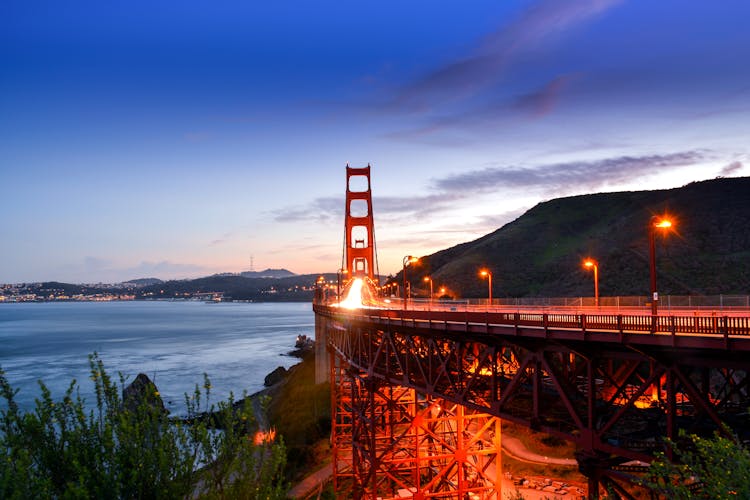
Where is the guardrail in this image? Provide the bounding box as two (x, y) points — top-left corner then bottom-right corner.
(314, 302), (750, 339)
(318, 294), (750, 315)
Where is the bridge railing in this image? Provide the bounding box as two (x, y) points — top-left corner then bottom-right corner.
(361, 294), (750, 314)
(315, 301), (750, 337)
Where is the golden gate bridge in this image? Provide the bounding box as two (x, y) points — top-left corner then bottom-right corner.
(312, 165), (750, 499)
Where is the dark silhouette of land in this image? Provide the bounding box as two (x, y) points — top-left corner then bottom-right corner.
(400, 176), (750, 298)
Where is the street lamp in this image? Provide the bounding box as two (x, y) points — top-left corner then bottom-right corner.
(403, 255), (419, 309)
(439, 286), (446, 299)
(648, 216), (673, 316)
(316, 276), (326, 303)
(583, 259), (599, 307)
(479, 270), (493, 307)
(337, 268), (348, 302)
(423, 276), (433, 300)
(423, 276), (433, 310)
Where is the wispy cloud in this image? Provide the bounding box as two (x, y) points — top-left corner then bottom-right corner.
(512, 74), (577, 117)
(373, 0), (622, 142)
(432, 151), (708, 195)
(720, 161), (744, 176)
(209, 231), (234, 246)
(271, 192), (465, 225)
(270, 196), (341, 223)
(384, 74), (578, 143)
(274, 151), (710, 227)
(393, 0), (622, 110)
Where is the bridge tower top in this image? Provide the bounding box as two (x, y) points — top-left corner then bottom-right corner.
(343, 164), (378, 282)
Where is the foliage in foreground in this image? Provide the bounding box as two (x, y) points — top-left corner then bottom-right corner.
(643, 430), (750, 499)
(266, 351), (331, 481)
(0, 354), (287, 499)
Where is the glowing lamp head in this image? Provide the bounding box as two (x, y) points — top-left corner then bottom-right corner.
(423, 276), (431, 283)
(479, 270), (490, 278)
(583, 259), (597, 269)
(406, 256), (419, 264)
(652, 216), (673, 229)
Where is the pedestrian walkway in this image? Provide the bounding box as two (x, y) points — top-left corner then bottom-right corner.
(287, 463), (333, 499)
(501, 436), (577, 466)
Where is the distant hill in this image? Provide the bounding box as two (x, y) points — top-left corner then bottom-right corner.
(137, 273), (332, 301)
(239, 268), (296, 279)
(122, 278), (163, 287)
(398, 177), (750, 298)
(4, 274), (335, 302)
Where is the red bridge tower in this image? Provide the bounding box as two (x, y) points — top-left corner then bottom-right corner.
(343, 164), (378, 281)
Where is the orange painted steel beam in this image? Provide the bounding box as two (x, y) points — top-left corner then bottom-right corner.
(331, 363), (502, 499)
(317, 284), (750, 498)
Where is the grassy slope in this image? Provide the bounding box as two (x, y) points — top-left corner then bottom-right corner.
(266, 352), (331, 482)
(401, 177), (750, 298)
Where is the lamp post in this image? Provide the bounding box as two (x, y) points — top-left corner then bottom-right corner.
(316, 276), (325, 303)
(648, 216), (673, 316)
(423, 276), (433, 310)
(479, 270), (493, 308)
(583, 259), (599, 307)
(337, 269), (348, 302)
(423, 276), (433, 299)
(403, 255), (419, 309)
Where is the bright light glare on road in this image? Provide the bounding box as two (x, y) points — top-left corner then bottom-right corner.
(339, 278), (364, 309)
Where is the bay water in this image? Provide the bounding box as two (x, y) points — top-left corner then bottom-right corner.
(0, 301), (313, 414)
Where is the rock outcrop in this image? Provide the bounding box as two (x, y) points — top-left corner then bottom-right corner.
(264, 366), (288, 387)
(122, 373), (167, 414)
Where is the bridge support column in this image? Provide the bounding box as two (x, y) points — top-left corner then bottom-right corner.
(576, 451), (607, 499)
(330, 351), (503, 499)
(314, 312), (329, 384)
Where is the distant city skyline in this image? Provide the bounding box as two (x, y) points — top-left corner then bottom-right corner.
(2, 1), (749, 283)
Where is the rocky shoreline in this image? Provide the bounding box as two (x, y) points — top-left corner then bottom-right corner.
(123, 334), (316, 429)
(263, 334), (315, 386)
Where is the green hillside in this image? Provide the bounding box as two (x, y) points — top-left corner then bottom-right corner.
(399, 177), (750, 299)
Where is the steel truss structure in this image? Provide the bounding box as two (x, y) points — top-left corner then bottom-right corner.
(331, 350), (503, 499)
(317, 305), (750, 498)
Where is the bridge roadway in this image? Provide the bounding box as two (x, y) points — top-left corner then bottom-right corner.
(315, 293), (750, 497)
(322, 298), (750, 350)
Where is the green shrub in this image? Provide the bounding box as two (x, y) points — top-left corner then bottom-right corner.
(643, 430), (750, 499)
(0, 353), (287, 499)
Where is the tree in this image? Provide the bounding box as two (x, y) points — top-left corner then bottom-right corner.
(644, 430), (750, 499)
(0, 353), (287, 499)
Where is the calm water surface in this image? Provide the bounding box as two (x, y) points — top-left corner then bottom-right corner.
(0, 301), (313, 414)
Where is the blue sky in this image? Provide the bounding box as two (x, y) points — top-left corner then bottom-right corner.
(2, 0), (749, 283)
